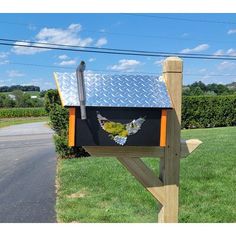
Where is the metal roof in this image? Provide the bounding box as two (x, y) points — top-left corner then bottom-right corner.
(54, 72), (172, 108)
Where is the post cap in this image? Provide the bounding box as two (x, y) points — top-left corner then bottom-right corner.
(163, 57), (183, 73)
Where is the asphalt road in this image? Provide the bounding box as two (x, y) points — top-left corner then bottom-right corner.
(0, 122), (56, 223)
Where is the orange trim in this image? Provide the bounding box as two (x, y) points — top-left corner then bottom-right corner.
(160, 109), (167, 147)
(68, 107), (76, 146)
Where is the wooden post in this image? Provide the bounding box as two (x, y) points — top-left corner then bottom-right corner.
(158, 57), (183, 223)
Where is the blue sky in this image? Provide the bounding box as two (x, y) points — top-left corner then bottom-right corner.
(0, 13), (236, 90)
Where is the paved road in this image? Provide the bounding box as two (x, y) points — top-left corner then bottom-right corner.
(0, 122), (56, 223)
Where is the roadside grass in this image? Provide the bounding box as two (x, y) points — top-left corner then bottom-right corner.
(56, 127), (236, 223)
(0, 116), (49, 128)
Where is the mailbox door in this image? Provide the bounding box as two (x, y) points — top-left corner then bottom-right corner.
(69, 107), (167, 147)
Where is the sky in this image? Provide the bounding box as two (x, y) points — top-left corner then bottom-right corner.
(0, 13), (236, 90)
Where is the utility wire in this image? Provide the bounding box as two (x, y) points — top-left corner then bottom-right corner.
(2, 39), (236, 61)
(5, 61), (236, 77)
(0, 20), (236, 45)
(124, 13), (236, 25)
(2, 37), (224, 57)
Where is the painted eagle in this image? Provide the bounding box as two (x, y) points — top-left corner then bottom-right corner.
(97, 111), (146, 145)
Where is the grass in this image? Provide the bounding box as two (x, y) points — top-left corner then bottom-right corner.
(56, 127), (236, 223)
(0, 116), (49, 128)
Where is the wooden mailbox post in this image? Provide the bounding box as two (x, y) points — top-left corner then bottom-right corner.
(54, 57), (202, 223)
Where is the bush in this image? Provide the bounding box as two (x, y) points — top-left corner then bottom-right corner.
(182, 95), (236, 128)
(0, 107), (47, 118)
(53, 130), (88, 158)
(44, 89), (61, 113)
(46, 90), (88, 158)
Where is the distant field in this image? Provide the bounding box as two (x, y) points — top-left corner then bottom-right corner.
(56, 127), (236, 223)
(0, 107), (47, 118)
(0, 91), (40, 97)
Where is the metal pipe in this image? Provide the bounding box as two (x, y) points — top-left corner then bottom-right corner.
(76, 61), (87, 120)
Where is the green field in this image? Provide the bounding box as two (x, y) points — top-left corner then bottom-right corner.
(0, 117), (49, 128)
(0, 107), (47, 118)
(56, 127), (236, 223)
(0, 91), (40, 97)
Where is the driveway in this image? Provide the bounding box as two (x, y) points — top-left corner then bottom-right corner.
(0, 122), (56, 223)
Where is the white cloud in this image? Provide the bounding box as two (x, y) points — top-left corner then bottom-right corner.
(217, 61), (236, 70)
(28, 24), (37, 31)
(12, 41), (49, 55)
(226, 48), (236, 56)
(214, 48), (236, 56)
(109, 59), (141, 72)
(58, 54), (69, 60)
(95, 37), (107, 47)
(0, 60), (9, 65)
(88, 57), (96, 62)
(227, 29), (236, 35)
(58, 60), (76, 66)
(154, 59), (164, 66)
(214, 49), (225, 56)
(12, 24), (93, 55)
(181, 44), (209, 53)
(0, 52), (9, 58)
(7, 70), (25, 77)
(0, 52), (10, 64)
(181, 33), (189, 37)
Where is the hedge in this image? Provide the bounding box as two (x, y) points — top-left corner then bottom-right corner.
(182, 95), (236, 128)
(46, 89), (236, 158)
(0, 107), (47, 118)
(45, 90), (88, 158)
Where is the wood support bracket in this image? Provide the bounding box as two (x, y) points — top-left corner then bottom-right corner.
(181, 139), (202, 158)
(117, 157), (165, 205)
(83, 139), (202, 159)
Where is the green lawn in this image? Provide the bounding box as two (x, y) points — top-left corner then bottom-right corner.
(0, 116), (49, 128)
(56, 127), (236, 223)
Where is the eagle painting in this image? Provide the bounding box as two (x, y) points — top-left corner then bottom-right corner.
(97, 111), (146, 145)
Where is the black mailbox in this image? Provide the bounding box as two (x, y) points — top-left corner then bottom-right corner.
(54, 72), (172, 147)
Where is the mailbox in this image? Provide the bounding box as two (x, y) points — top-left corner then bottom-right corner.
(54, 71), (172, 147)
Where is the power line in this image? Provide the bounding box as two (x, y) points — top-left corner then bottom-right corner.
(0, 19), (236, 45)
(3, 37), (224, 57)
(4, 61), (236, 77)
(2, 38), (236, 61)
(124, 13), (236, 25)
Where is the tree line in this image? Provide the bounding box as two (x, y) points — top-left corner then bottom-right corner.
(183, 81), (236, 96)
(0, 85), (40, 92)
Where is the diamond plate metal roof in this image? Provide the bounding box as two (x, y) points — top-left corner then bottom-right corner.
(54, 72), (172, 108)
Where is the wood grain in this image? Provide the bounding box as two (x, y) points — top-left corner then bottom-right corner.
(158, 57), (183, 223)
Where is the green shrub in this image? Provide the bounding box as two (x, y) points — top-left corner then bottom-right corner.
(46, 89), (88, 158)
(53, 130), (88, 158)
(182, 95), (236, 128)
(44, 89), (61, 113)
(49, 104), (69, 134)
(0, 107), (47, 118)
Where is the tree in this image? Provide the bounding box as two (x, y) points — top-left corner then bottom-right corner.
(189, 86), (204, 96)
(190, 81), (207, 92)
(0, 94), (16, 107)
